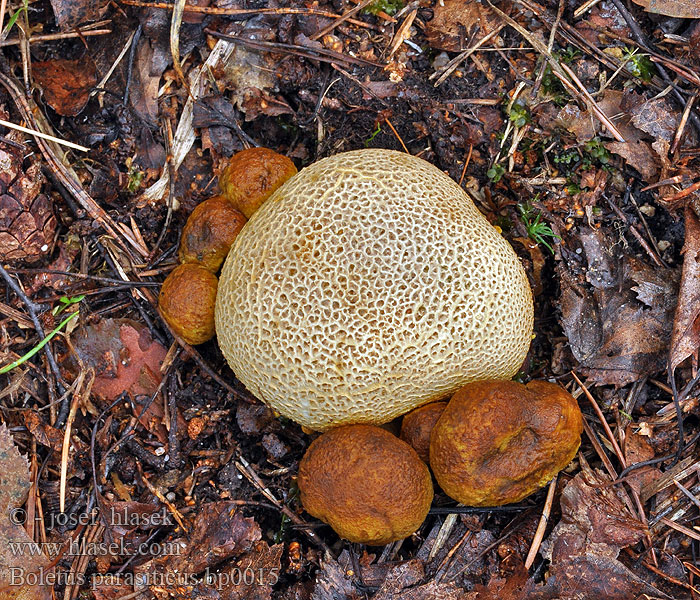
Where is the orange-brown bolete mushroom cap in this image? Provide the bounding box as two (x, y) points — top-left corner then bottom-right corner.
(218, 147), (297, 218)
(159, 263), (218, 345)
(429, 380), (583, 506)
(297, 424), (433, 545)
(179, 195), (247, 272)
(400, 401), (447, 463)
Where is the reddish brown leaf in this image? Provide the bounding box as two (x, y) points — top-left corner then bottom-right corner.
(63, 318), (166, 403)
(531, 554), (673, 599)
(548, 466), (647, 562)
(531, 465), (670, 599)
(670, 206), (700, 372)
(155, 502), (261, 575)
(33, 58), (97, 117)
(623, 429), (662, 495)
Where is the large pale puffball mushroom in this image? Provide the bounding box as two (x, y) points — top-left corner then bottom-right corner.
(215, 149), (534, 430)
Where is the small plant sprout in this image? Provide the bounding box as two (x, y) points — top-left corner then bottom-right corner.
(1, 296), (84, 375)
(518, 199), (561, 254)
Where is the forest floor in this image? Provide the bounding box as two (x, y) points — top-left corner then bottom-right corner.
(1, 0), (700, 598)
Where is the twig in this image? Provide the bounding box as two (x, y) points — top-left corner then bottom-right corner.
(659, 517), (700, 543)
(525, 476), (556, 569)
(0, 29), (111, 47)
(0, 264), (66, 409)
(204, 29), (382, 69)
(671, 93), (697, 156)
(459, 144), (473, 187)
(122, 25), (142, 106)
(667, 363), (686, 461)
(572, 372), (626, 467)
(137, 462), (188, 532)
(119, 0), (376, 29)
(331, 62), (389, 107)
(533, 0), (564, 95)
(573, 0), (602, 18)
(430, 25), (505, 86)
(387, 8), (417, 60)
(311, 0), (375, 41)
(0, 117), (89, 152)
(11, 268), (160, 286)
(384, 117), (409, 153)
(169, 0), (190, 93)
(0, 0), (6, 39)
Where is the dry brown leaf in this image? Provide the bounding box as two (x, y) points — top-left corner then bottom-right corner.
(21, 411), (63, 451)
(559, 228), (679, 386)
(531, 465), (670, 599)
(628, 97), (679, 143)
(0, 424), (52, 600)
(605, 140), (658, 180)
(623, 429), (662, 495)
(425, 0), (502, 52)
(631, 0), (700, 18)
(669, 206), (700, 372)
(33, 58), (97, 117)
(155, 502), (261, 575)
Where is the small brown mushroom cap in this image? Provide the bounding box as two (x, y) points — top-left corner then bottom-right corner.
(159, 264), (218, 345)
(430, 380), (583, 506)
(179, 196), (247, 272)
(298, 424), (433, 545)
(218, 147), (297, 218)
(400, 402), (447, 463)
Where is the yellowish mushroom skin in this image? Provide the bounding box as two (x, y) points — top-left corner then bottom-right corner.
(215, 149), (534, 430)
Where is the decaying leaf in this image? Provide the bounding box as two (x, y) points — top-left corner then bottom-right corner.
(33, 58), (98, 117)
(145, 503), (281, 600)
(0, 424), (52, 600)
(532, 554), (673, 599)
(425, 0), (502, 52)
(631, 0), (700, 18)
(623, 429), (662, 495)
(628, 97), (679, 143)
(604, 140), (658, 180)
(154, 502), (261, 575)
(48, 0), (102, 29)
(533, 465), (670, 599)
(559, 227), (679, 386)
(669, 206), (700, 372)
(467, 564), (532, 600)
(547, 466), (647, 561)
(63, 318), (166, 403)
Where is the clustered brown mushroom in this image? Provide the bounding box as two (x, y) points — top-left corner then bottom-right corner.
(157, 148), (296, 345)
(160, 147), (584, 546)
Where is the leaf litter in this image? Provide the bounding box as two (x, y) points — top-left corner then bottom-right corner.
(1, 0), (700, 598)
